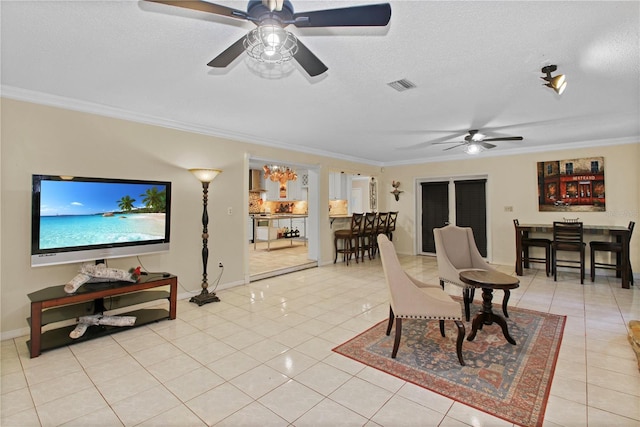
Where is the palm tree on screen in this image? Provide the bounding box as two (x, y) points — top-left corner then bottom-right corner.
(117, 195), (136, 212)
(140, 187), (166, 212)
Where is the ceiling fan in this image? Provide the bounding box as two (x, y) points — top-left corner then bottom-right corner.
(433, 130), (524, 153)
(144, 0), (392, 77)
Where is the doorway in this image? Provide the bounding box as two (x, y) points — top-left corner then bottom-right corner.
(248, 159), (319, 281)
(418, 176), (488, 257)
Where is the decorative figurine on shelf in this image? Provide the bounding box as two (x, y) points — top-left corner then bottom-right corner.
(391, 180), (403, 201)
(64, 262), (140, 294)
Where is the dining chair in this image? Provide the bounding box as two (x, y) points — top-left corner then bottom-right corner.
(590, 221), (634, 285)
(513, 219), (551, 276)
(371, 212), (389, 258)
(377, 234), (465, 366)
(551, 221), (585, 284)
(358, 212), (377, 261)
(385, 211), (398, 241)
(334, 213), (363, 265)
(433, 225), (508, 322)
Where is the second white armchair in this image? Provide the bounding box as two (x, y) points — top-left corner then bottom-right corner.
(433, 225), (510, 321)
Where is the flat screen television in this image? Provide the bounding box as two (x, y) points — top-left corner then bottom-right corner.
(31, 175), (171, 267)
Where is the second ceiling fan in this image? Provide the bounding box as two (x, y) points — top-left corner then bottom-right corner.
(433, 130), (524, 153)
(145, 0), (392, 77)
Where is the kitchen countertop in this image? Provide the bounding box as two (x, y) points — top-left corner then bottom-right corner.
(251, 214), (308, 219)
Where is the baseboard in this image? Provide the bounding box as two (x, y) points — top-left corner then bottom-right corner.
(250, 262), (317, 281)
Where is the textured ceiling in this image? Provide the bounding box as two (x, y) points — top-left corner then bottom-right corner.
(2, 1), (639, 166)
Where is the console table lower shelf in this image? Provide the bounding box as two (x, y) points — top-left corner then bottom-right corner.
(27, 274), (177, 358)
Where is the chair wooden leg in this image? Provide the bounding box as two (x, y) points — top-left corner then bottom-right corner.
(391, 318), (402, 358)
(439, 320), (445, 337)
(462, 289), (472, 321)
(581, 249), (585, 284)
(386, 306), (394, 336)
(455, 320), (465, 366)
(545, 246), (551, 276)
(590, 246), (596, 282)
(353, 237), (358, 264)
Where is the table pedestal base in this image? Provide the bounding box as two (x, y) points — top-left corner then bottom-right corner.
(467, 287), (516, 345)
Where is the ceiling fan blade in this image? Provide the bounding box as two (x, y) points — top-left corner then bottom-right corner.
(443, 143), (465, 151)
(482, 136), (524, 142)
(207, 36), (246, 68)
(479, 142), (497, 149)
(399, 131), (468, 150)
(293, 39), (328, 77)
(144, 0), (248, 20)
(293, 3), (391, 27)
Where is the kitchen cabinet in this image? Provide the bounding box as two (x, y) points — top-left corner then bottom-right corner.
(265, 178), (280, 200)
(329, 172), (351, 200)
(329, 172), (346, 200)
(247, 217), (254, 242)
(287, 178), (303, 200)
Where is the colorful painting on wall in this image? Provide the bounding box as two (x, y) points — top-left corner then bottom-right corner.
(537, 156), (605, 212)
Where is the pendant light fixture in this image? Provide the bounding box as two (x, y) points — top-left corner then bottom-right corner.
(263, 164), (297, 184)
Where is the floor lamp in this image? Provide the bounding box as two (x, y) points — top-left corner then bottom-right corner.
(189, 168), (222, 306)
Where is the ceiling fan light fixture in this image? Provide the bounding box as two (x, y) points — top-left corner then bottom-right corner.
(244, 24), (298, 64)
(465, 143), (482, 155)
(541, 64), (567, 95)
(470, 132), (485, 142)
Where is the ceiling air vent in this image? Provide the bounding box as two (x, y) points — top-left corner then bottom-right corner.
(387, 78), (416, 92)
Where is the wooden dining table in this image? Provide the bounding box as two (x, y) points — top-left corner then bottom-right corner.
(515, 223), (632, 288)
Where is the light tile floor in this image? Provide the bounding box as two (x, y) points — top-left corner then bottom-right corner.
(249, 241), (314, 279)
(2, 254), (639, 426)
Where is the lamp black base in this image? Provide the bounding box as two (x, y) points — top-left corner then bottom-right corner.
(189, 290), (220, 306)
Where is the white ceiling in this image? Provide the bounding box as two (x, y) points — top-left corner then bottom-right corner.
(2, 1), (639, 166)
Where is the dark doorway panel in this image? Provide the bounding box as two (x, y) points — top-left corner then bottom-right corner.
(421, 181), (449, 253)
(454, 179), (487, 256)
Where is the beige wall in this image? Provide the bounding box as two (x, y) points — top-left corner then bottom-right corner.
(1, 97), (638, 337)
(0, 98), (379, 336)
(379, 144), (640, 268)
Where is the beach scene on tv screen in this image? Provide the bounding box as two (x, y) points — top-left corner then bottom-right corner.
(39, 180), (167, 249)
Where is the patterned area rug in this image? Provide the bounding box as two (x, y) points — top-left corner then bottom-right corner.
(333, 304), (565, 427)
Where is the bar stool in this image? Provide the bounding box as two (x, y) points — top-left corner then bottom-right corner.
(372, 212), (389, 258)
(359, 212), (377, 261)
(386, 211), (398, 241)
(590, 221), (634, 285)
(552, 221), (585, 284)
(513, 219), (551, 276)
(334, 213), (363, 265)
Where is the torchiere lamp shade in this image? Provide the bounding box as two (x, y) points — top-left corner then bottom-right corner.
(189, 168), (222, 183)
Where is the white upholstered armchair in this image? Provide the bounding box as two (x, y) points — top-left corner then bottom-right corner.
(433, 225), (508, 322)
(377, 234), (466, 366)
